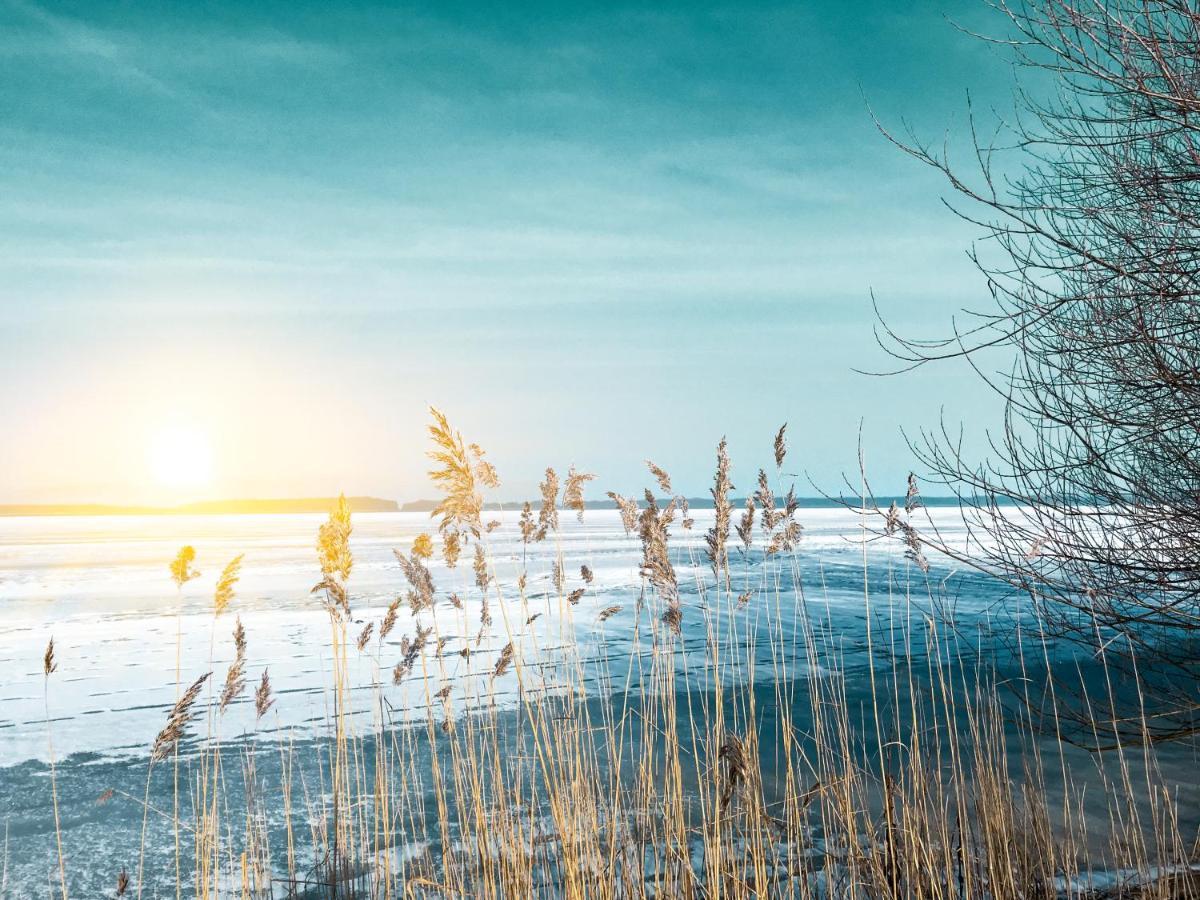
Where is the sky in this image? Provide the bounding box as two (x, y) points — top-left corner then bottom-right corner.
(0, 0), (1019, 505)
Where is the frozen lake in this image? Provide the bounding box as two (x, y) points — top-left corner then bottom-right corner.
(1, 507), (1194, 897)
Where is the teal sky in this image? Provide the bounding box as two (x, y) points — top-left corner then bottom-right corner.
(0, 0), (1015, 504)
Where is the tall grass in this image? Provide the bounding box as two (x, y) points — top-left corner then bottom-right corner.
(35, 411), (1200, 898)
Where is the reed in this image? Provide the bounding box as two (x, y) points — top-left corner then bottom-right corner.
(38, 411), (1200, 899)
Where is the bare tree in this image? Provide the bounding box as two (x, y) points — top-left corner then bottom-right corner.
(876, 0), (1200, 746)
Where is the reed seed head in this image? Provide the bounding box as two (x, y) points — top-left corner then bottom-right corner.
(213, 554), (244, 617)
(563, 466), (596, 522)
(219, 617), (247, 713)
(412, 533), (434, 559)
(43, 636), (57, 676)
(645, 461), (672, 493)
(169, 546), (200, 588)
(152, 672), (210, 762)
(254, 669), (274, 720)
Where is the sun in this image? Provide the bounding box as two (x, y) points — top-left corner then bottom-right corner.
(148, 424), (215, 492)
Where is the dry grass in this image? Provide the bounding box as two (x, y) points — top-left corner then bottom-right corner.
(34, 411), (1200, 899)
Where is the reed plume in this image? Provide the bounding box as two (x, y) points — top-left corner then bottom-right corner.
(313, 498), (354, 619)
(755, 469), (778, 532)
(212, 555), (244, 617)
(535, 467), (559, 540)
(646, 460), (672, 493)
(704, 438), (732, 580)
(899, 520), (930, 573)
(597, 605), (622, 622)
(638, 492), (680, 630)
(393, 625), (432, 684)
(427, 407), (485, 539)
(567, 588), (584, 605)
(442, 531), (461, 568)
(473, 543), (490, 592)
(519, 502), (536, 544)
(218, 618), (246, 713)
(736, 497), (755, 552)
(905, 471), (922, 513)
(396, 549), (435, 612)
(318, 495), (353, 581)
(563, 466), (595, 522)
(380, 596), (402, 640)
(492, 642), (514, 680)
(355, 621), (374, 652)
(679, 495), (694, 530)
(469, 442), (500, 489)
(412, 533), (434, 559)
(42, 636), (66, 900)
(152, 672), (211, 762)
(169, 546), (200, 588)
(580, 564), (593, 584)
(117, 868), (129, 896)
(884, 500), (901, 535)
(254, 669), (274, 720)
(773, 422), (787, 469)
(606, 491), (639, 534)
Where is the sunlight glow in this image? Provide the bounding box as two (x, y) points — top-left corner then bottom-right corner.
(147, 424), (214, 492)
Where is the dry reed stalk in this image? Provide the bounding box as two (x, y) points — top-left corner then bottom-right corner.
(42, 638), (67, 900)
